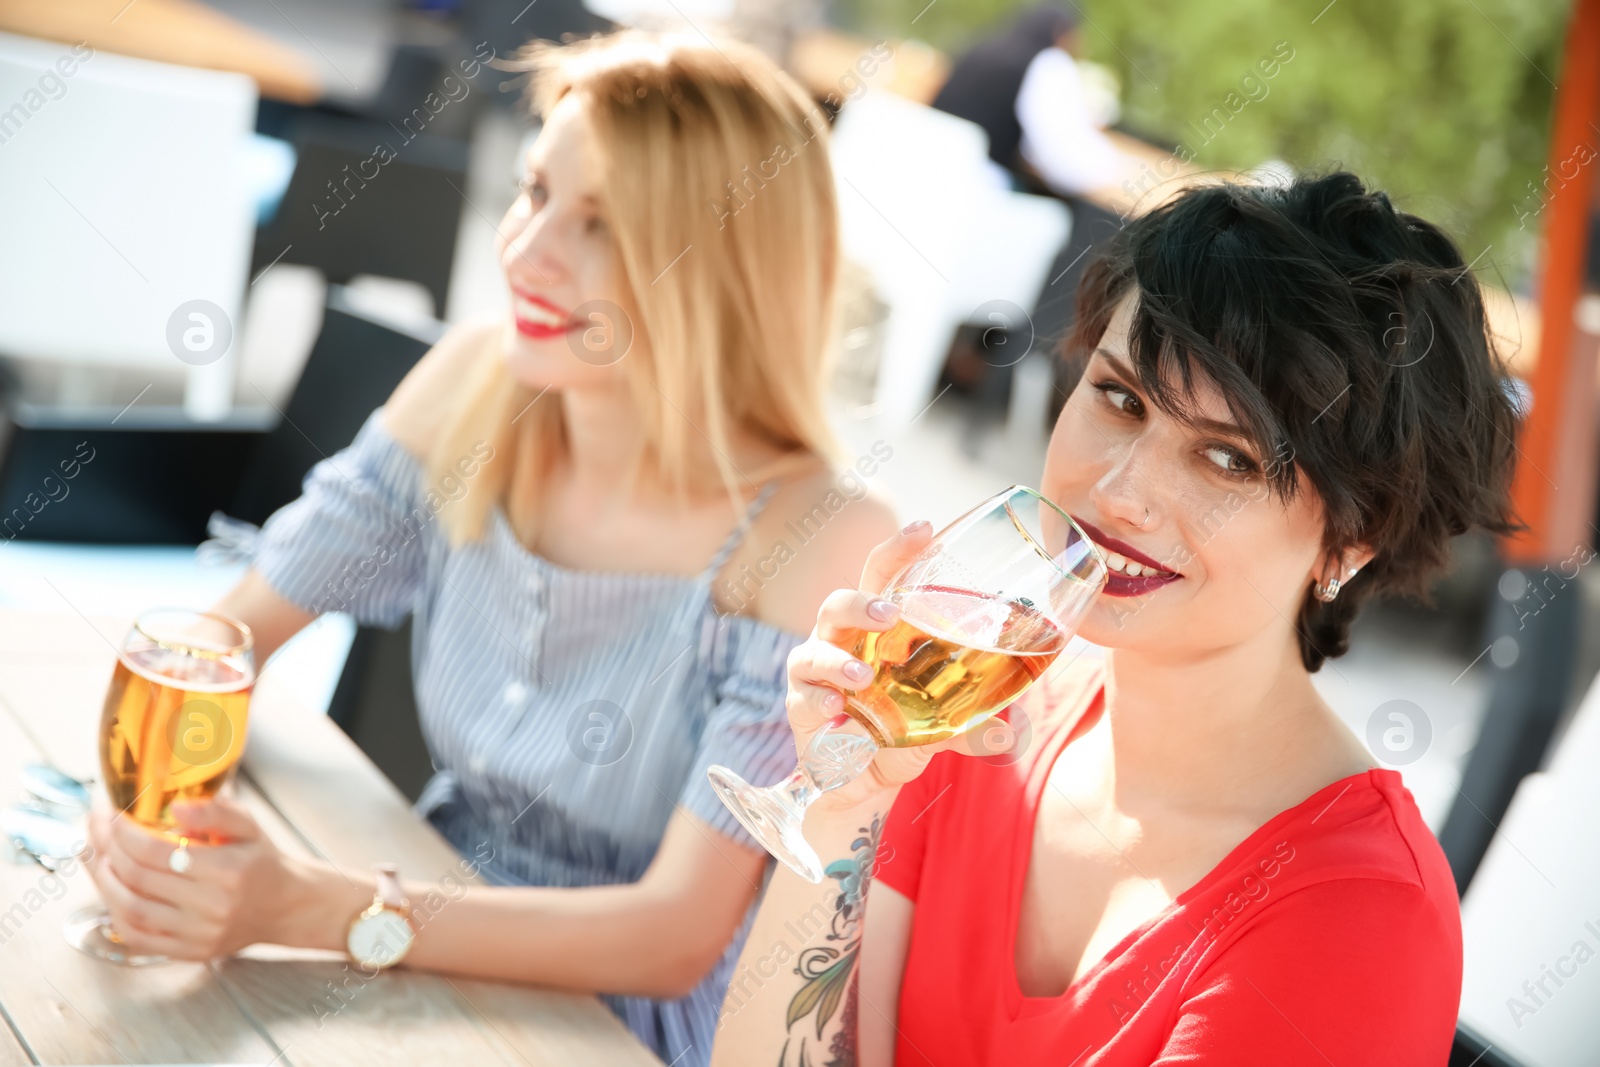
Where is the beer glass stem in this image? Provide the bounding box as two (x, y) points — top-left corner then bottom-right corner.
(767, 765), (820, 825)
(796, 716), (879, 798)
(705, 719), (879, 883)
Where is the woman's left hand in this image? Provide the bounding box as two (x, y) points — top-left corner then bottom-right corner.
(84, 795), (299, 960)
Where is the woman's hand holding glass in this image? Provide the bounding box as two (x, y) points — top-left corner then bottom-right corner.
(711, 487), (1106, 881)
(84, 795), (334, 961)
(781, 521), (1010, 812)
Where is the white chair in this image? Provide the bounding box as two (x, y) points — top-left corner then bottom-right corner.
(0, 33), (257, 420)
(829, 91), (993, 422)
(941, 189), (1072, 339)
(942, 188), (1072, 441)
(830, 91), (1072, 424)
(1458, 667), (1600, 1066)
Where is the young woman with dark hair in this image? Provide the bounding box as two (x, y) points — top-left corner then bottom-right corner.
(713, 171), (1521, 1065)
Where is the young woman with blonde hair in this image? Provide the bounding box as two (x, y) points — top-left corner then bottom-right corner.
(86, 31), (894, 1066)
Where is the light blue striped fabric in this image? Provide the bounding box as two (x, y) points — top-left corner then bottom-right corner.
(251, 408), (803, 1067)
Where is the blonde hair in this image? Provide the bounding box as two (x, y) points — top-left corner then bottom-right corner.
(429, 30), (842, 546)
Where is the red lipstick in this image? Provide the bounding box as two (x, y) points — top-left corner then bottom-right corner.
(511, 288), (580, 340)
(1072, 515), (1184, 599)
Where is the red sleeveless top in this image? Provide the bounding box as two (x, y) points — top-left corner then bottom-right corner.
(875, 656), (1462, 1065)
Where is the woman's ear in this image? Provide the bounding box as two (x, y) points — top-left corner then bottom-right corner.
(1344, 544), (1375, 580)
(1318, 544), (1374, 587)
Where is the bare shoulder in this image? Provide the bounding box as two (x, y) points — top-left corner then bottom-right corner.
(382, 316), (501, 460)
(716, 459), (901, 636)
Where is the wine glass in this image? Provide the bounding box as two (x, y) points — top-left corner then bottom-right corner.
(64, 609), (255, 964)
(708, 486), (1107, 881)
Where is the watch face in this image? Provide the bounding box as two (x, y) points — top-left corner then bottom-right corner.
(348, 909), (414, 968)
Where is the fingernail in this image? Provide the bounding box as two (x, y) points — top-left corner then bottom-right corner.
(842, 659), (873, 683)
(824, 690), (844, 711)
(867, 598), (898, 622)
(902, 519), (931, 535)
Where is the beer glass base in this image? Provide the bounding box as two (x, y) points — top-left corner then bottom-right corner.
(63, 906), (168, 966)
(706, 765), (825, 884)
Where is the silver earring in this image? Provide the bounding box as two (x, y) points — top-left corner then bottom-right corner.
(1132, 507), (1150, 529)
(1313, 576), (1341, 602)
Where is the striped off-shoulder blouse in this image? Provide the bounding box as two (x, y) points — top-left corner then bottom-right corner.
(250, 408), (803, 1067)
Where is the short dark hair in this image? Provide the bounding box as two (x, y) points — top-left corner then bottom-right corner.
(1065, 172), (1523, 671)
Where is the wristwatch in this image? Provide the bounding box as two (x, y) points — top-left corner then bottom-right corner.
(346, 864), (417, 970)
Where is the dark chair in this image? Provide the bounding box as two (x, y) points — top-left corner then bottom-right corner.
(228, 287), (441, 801)
(250, 115), (470, 319)
(458, 0), (614, 108)
(361, 44), (481, 142)
(1038, 197), (1126, 425)
(0, 286), (445, 548)
(0, 403), (271, 546)
(1451, 1021), (1526, 1066)
(229, 286), (442, 524)
(937, 192), (1125, 444)
(328, 615), (432, 801)
(1439, 572), (1584, 895)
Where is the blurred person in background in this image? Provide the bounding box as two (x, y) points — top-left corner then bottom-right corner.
(932, 2), (1123, 198)
(713, 173), (1521, 1065)
(932, 2), (1127, 436)
(85, 30), (895, 1067)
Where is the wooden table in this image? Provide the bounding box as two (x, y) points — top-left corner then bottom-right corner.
(0, 609), (662, 1066)
(0, 0), (321, 104)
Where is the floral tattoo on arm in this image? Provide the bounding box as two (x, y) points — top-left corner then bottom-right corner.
(780, 814), (883, 1067)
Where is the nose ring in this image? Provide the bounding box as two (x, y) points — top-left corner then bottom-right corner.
(1132, 507), (1150, 529)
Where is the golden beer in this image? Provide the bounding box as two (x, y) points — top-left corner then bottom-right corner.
(98, 612), (255, 839)
(848, 584), (1066, 748)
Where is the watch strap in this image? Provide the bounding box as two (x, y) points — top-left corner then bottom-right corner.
(374, 863), (410, 914)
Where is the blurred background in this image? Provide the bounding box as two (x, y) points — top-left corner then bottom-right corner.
(0, 1), (1594, 1064)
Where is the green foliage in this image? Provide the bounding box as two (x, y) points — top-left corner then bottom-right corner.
(838, 0), (1024, 45)
(839, 0), (1571, 288)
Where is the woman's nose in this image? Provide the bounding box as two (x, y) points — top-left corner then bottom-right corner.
(499, 210), (564, 289)
(1090, 437), (1158, 530)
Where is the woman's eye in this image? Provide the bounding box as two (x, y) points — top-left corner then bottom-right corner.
(519, 178), (547, 204)
(1093, 381), (1143, 417)
(1203, 445), (1257, 477)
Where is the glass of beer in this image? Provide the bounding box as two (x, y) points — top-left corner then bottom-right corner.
(708, 486), (1106, 881)
(64, 609), (255, 964)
